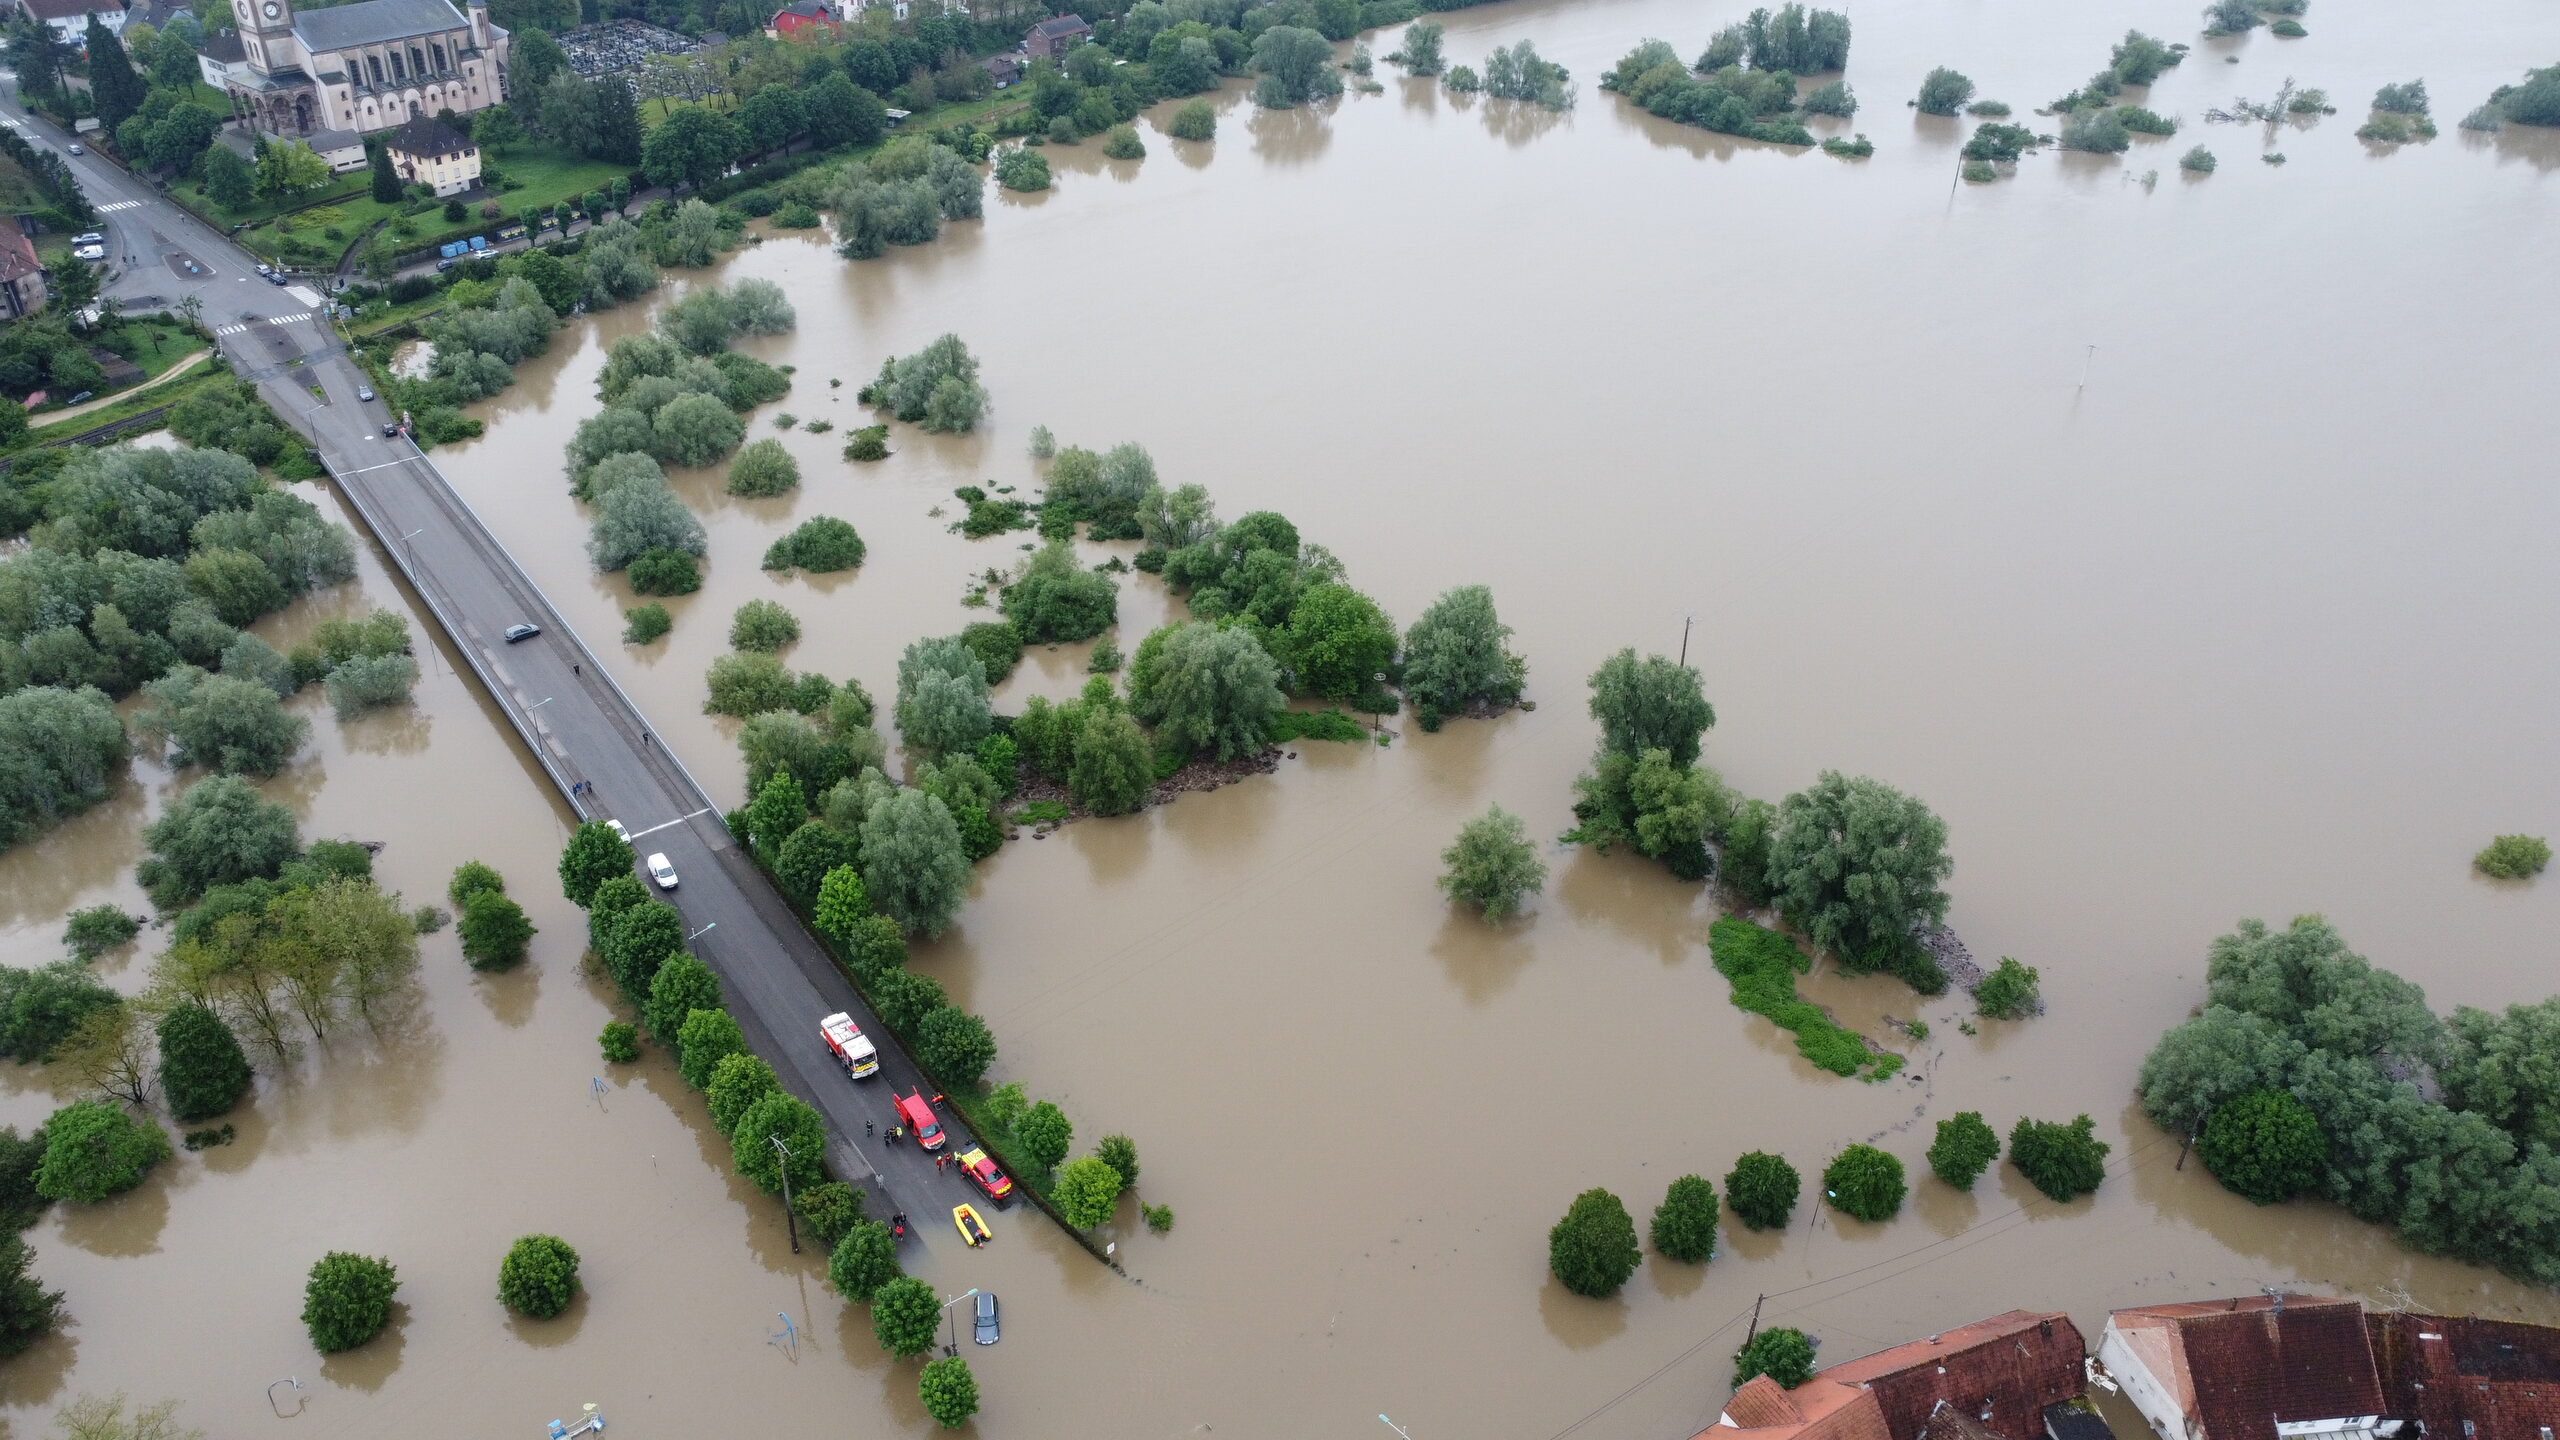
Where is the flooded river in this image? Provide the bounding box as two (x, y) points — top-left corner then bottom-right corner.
(7, 0), (2560, 1433)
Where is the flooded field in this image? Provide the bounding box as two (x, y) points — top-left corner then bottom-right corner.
(6, 0), (2558, 1434)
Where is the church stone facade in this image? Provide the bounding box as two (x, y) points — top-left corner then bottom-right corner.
(220, 0), (512, 139)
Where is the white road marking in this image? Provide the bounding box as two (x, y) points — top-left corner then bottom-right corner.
(626, 808), (717, 841)
(96, 200), (141, 212)
(213, 311), (316, 334)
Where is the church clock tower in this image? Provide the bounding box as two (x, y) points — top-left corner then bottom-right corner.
(234, 0), (297, 72)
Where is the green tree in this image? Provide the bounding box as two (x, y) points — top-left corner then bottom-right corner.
(133, 670), (306, 777)
(829, 1219), (902, 1301)
(0, 1232), (59, 1358)
(1548, 1187), (1641, 1297)
(871, 970), (947, 1035)
(729, 598), (800, 653)
(1095, 1133), (1140, 1189)
(1766, 772), (1953, 988)
(1974, 956), (2040, 1018)
(1056, 1153), (1126, 1228)
(497, 1234), (579, 1319)
(447, 861), (505, 908)
(136, 775), (300, 908)
(1168, 97), (1216, 140)
(0, 685), (129, 853)
(793, 1180), (862, 1246)
(705, 1051), (779, 1134)
(32, 1100), (168, 1203)
(871, 1275), (940, 1357)
(204, 145), (255, 209)
(155, 1002), (249, 1122)
(1281, 583), (1394, 701)
(804, 72), (888, 149)
(644, 953), (724, 1047)
(1401, 584), (1522, 728)
(458, 891), (535, 971)
(1068, 709), (1153, 816)
(1649, 1173), (1718, 1263)
(2136, 1004), (2307, 1139)
(895, 636), (993, 757)
(743, 769), (810, 856)
(676, 1008), (745, 1090)
(916, 1006), (996, 1086)
(1726, 1151), (1799, 1230)
(1586, 649), (1714, 764)
(2475, 834), (2552, 879)
(859, 789), (972, 937)
(1438, 805), (1546, 920)
(776, 822), (858, 902)
(1915, 66), (1974, 115)
(2197, 1088), (2324, 1204)
(995, 144), (1051, 192)
(920, 1355), (980, 1429)
(1927, 1112), (1999, 1190)
(842, 915), (908, 984)
(1733, 1326), (1816, 1389)
(725, 438), (800, 500)
(732, 1090), (826, 1195)
(1251, 25), (1341, 106)
(84, 16), (144, 135)
(368, 141), (402, 204)
(1001, 540), (1118, 642)
(1014, 1099), (1071, 1173)
(302, 1251), (398, 1352)
(1822, 1144), (1904, 1221)
(1130, 622), (1285, 760)
(813, 866), (872, 941)
(557, 821), (636, 907)
(2008, 1114), (2109, 1202)
(599, 1020), (640, 1062)
(641, 103), (740, 191)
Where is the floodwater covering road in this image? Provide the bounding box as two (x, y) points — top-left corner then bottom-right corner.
(6, 0), (2560, 1434)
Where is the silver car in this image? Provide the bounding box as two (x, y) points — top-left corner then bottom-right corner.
(972, 1291), (998, 1345)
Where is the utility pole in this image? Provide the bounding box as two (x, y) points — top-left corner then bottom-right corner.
(771, 1135), (799, 1253)
(2079, 344), (2098, 392)
(1744, 1293), (1765, 1347)
(1679, 612), (1695, 668)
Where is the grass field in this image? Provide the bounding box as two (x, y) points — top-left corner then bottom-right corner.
(226, 142), (629, 267)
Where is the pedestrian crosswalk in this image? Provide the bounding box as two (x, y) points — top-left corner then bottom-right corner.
(214, 312), (317, 335)
(96, 200), (141, 213)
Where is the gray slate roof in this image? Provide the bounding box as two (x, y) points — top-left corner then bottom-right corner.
(199, 28), (245, 61)
(1028, 13), (1087, 38)
(292, 0), (469, 55)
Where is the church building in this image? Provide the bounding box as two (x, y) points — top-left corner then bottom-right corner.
(218, 0), (511, 139)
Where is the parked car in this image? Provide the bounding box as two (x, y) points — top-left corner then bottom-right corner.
(65, 390), (91, 404)
(955, 1147), (1013, 1205)
(645, 852), (677, 890)
(502, 622), (540, 643)
(265, 271), (286, 285)
(604, 819), (630, 846)
(254, 262), (271, 276)
(820, 1012), (879, 1078)
(951, 1203), (991, 1247)
(356, 385), (375, 402)
(894, 1090), (946, 1151)
(972, 1291), (999, 1345)
(70, 232), (101, 246)
(435, 258), (455, 272)
(64, 143), (81, 155)
(381, 421), (402, 438)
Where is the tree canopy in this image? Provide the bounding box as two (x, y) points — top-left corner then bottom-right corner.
(1765, 771), (1953, 991)
(1547, 1187), (1641, 1297)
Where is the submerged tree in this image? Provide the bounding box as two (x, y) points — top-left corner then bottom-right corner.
(1439, 806), (1546, 920)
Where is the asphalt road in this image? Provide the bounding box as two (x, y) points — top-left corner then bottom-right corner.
(2, 89), (991, 1260)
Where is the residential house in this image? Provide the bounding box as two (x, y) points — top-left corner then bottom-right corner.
(2097, 1296), (2392, 1440)
(382, 112), (477, 195)
(196, 27), (246, 87)
(1023, 12), (1088, 59)
(1704, 1312), (2091, 1440)
(0, 217), (48, 320)
(2368, 1312), (2560, 1440)
(16, 0), (127, 45)
(766, 0), (836, 39)
(302, 125), (369, 172)
(979, 52), (1019, 87)
(215, 0), (510, 139)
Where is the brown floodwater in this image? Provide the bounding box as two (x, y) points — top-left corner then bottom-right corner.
(9, 0), (2560, 1433)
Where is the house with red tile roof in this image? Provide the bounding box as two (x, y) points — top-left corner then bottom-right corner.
(2368, 1312), (2560, 1440)
(1702, 1312), (2089, 1440)
(2096, 1296), (2390, 1440)
(0, 215), (48, 320)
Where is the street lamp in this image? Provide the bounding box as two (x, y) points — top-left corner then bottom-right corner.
(938, 1288), (981, 1357)
(398, 526), (423, 570)
(688, 921), (717, 942)
(771, 1135), (799, 1254)
(1380, 1417), (1415, 1440)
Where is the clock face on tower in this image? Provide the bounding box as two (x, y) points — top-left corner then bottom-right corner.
(262, 2), (280, 16)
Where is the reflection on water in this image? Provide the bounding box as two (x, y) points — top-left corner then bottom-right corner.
(7, 0), (2560, 1434)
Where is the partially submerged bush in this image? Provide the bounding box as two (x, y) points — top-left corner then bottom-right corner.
(2476, 835), (2552, 880)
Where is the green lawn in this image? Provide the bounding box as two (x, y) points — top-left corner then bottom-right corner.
(103, 317), (205, 380)
(8, 365), (226, 455)
(227, 142), (628, 266)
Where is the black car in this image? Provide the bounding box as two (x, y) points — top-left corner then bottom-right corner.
(972, 1291), (998, 1345)
(502, 623), (541, 643)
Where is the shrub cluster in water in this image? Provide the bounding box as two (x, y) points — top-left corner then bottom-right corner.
(1603, 41), (1815, 145)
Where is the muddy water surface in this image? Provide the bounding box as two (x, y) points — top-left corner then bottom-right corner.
(9, 0), (2560, 1433)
